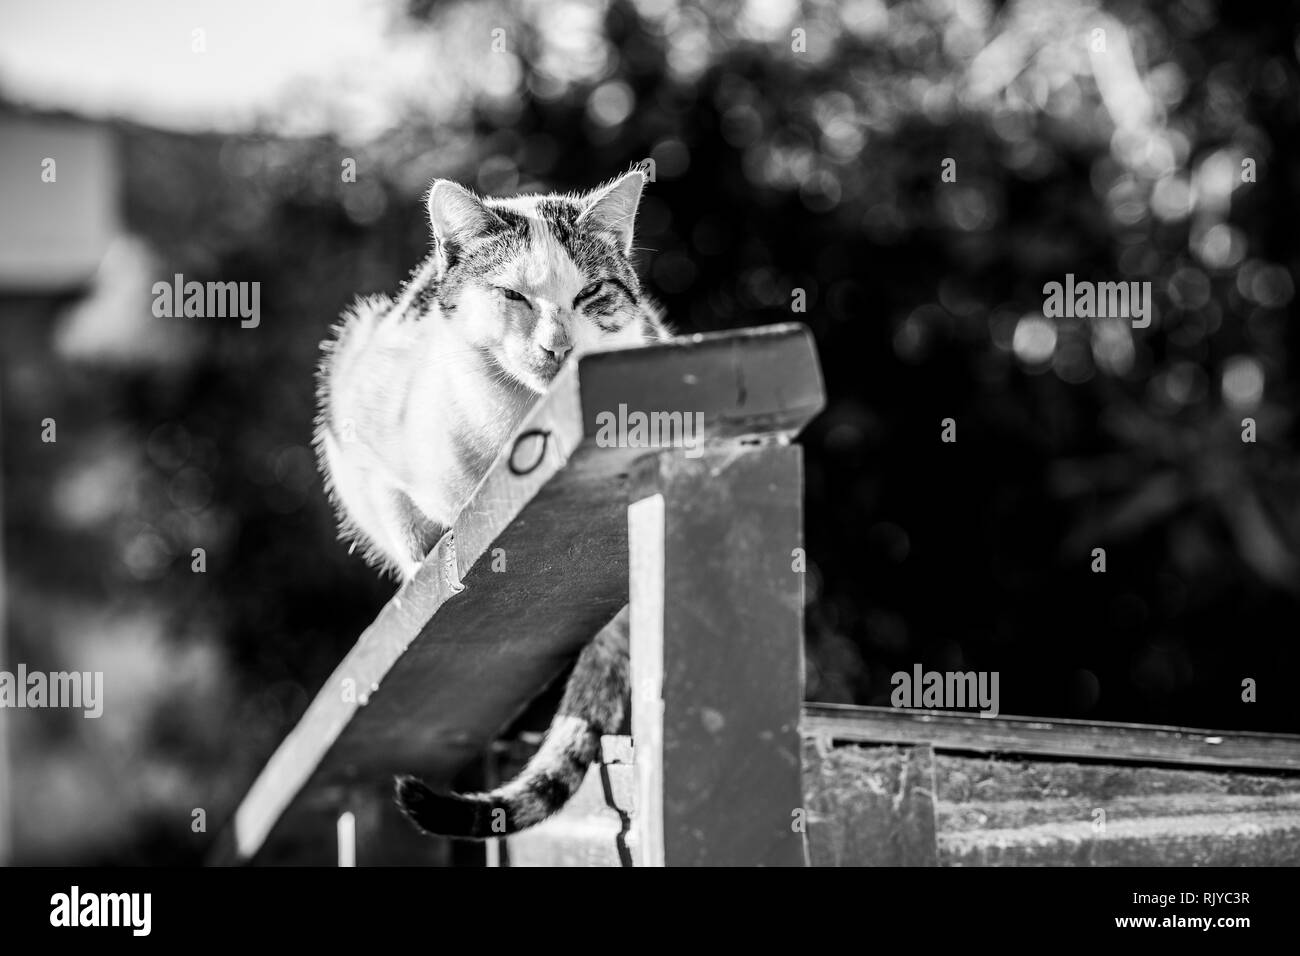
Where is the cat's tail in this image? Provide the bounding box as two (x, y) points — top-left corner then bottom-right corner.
(394, 607), (629, 840)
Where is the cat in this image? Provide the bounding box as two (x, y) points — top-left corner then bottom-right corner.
(315, 168), (670, 838)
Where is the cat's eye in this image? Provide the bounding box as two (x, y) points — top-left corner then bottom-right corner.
(574, 281), (605, 306)
(500, 288), (530, 306)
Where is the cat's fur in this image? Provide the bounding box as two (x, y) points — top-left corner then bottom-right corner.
(315, 168), (669, 838)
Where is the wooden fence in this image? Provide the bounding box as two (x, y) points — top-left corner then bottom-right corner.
(213, 323), (1300, 866)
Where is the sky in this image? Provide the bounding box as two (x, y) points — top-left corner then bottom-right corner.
(0, 0), (416, 136)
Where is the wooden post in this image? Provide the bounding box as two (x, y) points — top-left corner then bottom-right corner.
(629, 445), (809, 866)
(337, 810), (356, 867)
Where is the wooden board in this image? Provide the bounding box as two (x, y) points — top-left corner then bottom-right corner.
(801, 706), (1300, 866)
(215, 324), (825, 863)
(934, 755), (1300, 866)
(804, 741), (1300, 866)
(802, 703), (1300, 773)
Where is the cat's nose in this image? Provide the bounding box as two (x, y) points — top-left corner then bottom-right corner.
(537, 315), (571, 365)
(542, 341), (572, 363)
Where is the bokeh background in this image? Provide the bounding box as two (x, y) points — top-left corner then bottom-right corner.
(1, 0), (1298, 864)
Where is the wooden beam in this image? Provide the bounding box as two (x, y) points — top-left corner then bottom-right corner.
(803, 739), (1300, 866)
(802, 703), (1300, 774)
(932, 754), (1300, 866)
(214, 324), (825, 864)
(629, 446), (809, 866)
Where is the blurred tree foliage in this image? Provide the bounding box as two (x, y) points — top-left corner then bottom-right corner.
(3, 0), (1299, 862)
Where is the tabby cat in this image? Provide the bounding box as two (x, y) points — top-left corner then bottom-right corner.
(315, 168), (668, 837)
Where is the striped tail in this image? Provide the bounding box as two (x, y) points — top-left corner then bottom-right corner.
(395, 606), (629, 839)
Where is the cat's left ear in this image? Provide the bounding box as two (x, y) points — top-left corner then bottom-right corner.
(427, 180), (504, 249)
(578, 169), (646, 255)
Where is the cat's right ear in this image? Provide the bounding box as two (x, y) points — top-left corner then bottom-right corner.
(426, 180), (503, 263)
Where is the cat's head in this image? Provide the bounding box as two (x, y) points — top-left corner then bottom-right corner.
(425, 169), (662, 393)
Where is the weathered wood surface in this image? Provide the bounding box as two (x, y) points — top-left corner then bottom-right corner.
(933, 755), (1300, 866)
(802, 742), (938, 866)
(629, 447), (808, 866)
(215, 324), (825, 864)
(801, 709), (1300, 867)
(803, 703), (1300, 773)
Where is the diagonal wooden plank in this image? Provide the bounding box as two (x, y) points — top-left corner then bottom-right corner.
(214, 323), (825, 863)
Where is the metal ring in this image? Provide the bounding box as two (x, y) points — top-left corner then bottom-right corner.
(508, 429), (550, 476)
